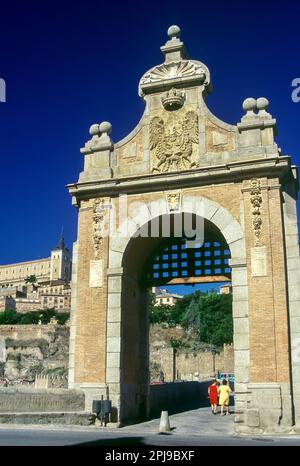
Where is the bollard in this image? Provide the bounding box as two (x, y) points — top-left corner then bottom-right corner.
(159, 411), (171, 433)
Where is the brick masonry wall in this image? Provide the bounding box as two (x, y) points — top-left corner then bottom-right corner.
(243, 178), (290, 383)
(74, 199), (110, 383)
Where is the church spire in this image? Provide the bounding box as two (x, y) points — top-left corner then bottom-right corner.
(54, 228), (65, 250)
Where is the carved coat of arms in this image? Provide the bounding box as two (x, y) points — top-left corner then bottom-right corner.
(150, 111), (199, 173)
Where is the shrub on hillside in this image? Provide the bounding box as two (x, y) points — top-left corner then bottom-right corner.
(0, 308), (69, 325)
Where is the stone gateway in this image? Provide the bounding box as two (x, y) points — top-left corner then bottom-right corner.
(67, 25), (300, 434)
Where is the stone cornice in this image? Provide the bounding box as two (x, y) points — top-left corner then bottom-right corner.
(67, 156), (292, 203)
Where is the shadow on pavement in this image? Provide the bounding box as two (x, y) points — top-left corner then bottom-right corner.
(74, 436), (153, 446)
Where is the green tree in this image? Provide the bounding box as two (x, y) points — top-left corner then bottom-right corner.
(149, 304), (173, 325)
(149, 288), (233, 349)
(25, 274), (38, 291)
(0, 310), (19, 325)
(169, 337), (187, 350)
(171, 291), (203, 326)
(0, 308), (69, 326)
(183, 297), (201, 333)
(197, 292), (233, 347)
(18, 312), (40, 325)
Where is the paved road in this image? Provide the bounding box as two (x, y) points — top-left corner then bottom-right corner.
(0, 408), (299, 446)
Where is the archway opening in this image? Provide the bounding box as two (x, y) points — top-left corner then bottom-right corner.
(120, 213), (233, 421)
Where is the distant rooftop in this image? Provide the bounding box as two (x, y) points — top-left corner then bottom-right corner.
(155, 288), (183, 299)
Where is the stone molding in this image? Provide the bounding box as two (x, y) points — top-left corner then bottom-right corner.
(68, 156), (291, 203)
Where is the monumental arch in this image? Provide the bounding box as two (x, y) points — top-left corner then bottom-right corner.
(67, 26), (300, 434)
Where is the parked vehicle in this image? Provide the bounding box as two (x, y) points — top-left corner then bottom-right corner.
(219, 372), (235, 382)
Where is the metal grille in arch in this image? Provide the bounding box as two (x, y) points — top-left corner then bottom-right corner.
(143, 237), (231, 286)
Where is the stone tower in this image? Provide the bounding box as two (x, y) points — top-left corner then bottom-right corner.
(50, 232), (72, 282)
(68, 26), (300, 434)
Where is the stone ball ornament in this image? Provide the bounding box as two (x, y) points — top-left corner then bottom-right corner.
(99, 121), (112, 135)
(89, 124), (100, 136)
(167, 25), (181, 39)
(242, 98), (257, 112)
(256, 97), (269, 111)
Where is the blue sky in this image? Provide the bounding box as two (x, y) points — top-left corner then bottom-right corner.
(157, 283), (229, 295)
(0, 0), (299, 271)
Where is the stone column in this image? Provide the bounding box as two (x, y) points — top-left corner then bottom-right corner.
(282, 175), (300, 429)
(105, 267), (123, 425)
(229, 259), (250, 431)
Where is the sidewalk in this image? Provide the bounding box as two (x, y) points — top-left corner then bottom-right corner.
(0, 407), (234, 437)
(121, 407), (234, 438)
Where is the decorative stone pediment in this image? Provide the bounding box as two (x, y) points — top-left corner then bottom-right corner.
(139, 60), (210, 97)
(141, 60), (205, 83)
(74, 25), (282, 185)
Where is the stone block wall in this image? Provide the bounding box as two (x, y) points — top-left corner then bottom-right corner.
(150, 345), (234, 381)
(14, 299), (42, 312)
(0, 387), (85, 413)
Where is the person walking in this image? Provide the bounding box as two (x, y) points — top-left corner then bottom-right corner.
(218, 379), (231, 416)
(208, 379), (218, 414)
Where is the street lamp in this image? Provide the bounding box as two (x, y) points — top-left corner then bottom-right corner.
(211, 348), (217, 377)
(172, 347), (177, 382)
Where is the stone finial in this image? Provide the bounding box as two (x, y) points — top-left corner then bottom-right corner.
(81, 121), (113, 154)
(238, 96), (277, 148)
(139, 25), (211, 97)
(242, 98), (257, 119)
(257, 97), (272, 118)
(160, 24), (187, 63)
(167, 25), (181, 40)
(89, 124), (100, 137)
(79, 120), (113, 181)
(88, 121), (112, 138)
(99, 121), (112, 136)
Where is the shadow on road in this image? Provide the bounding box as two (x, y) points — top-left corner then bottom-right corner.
(74, 436), (152, 446)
